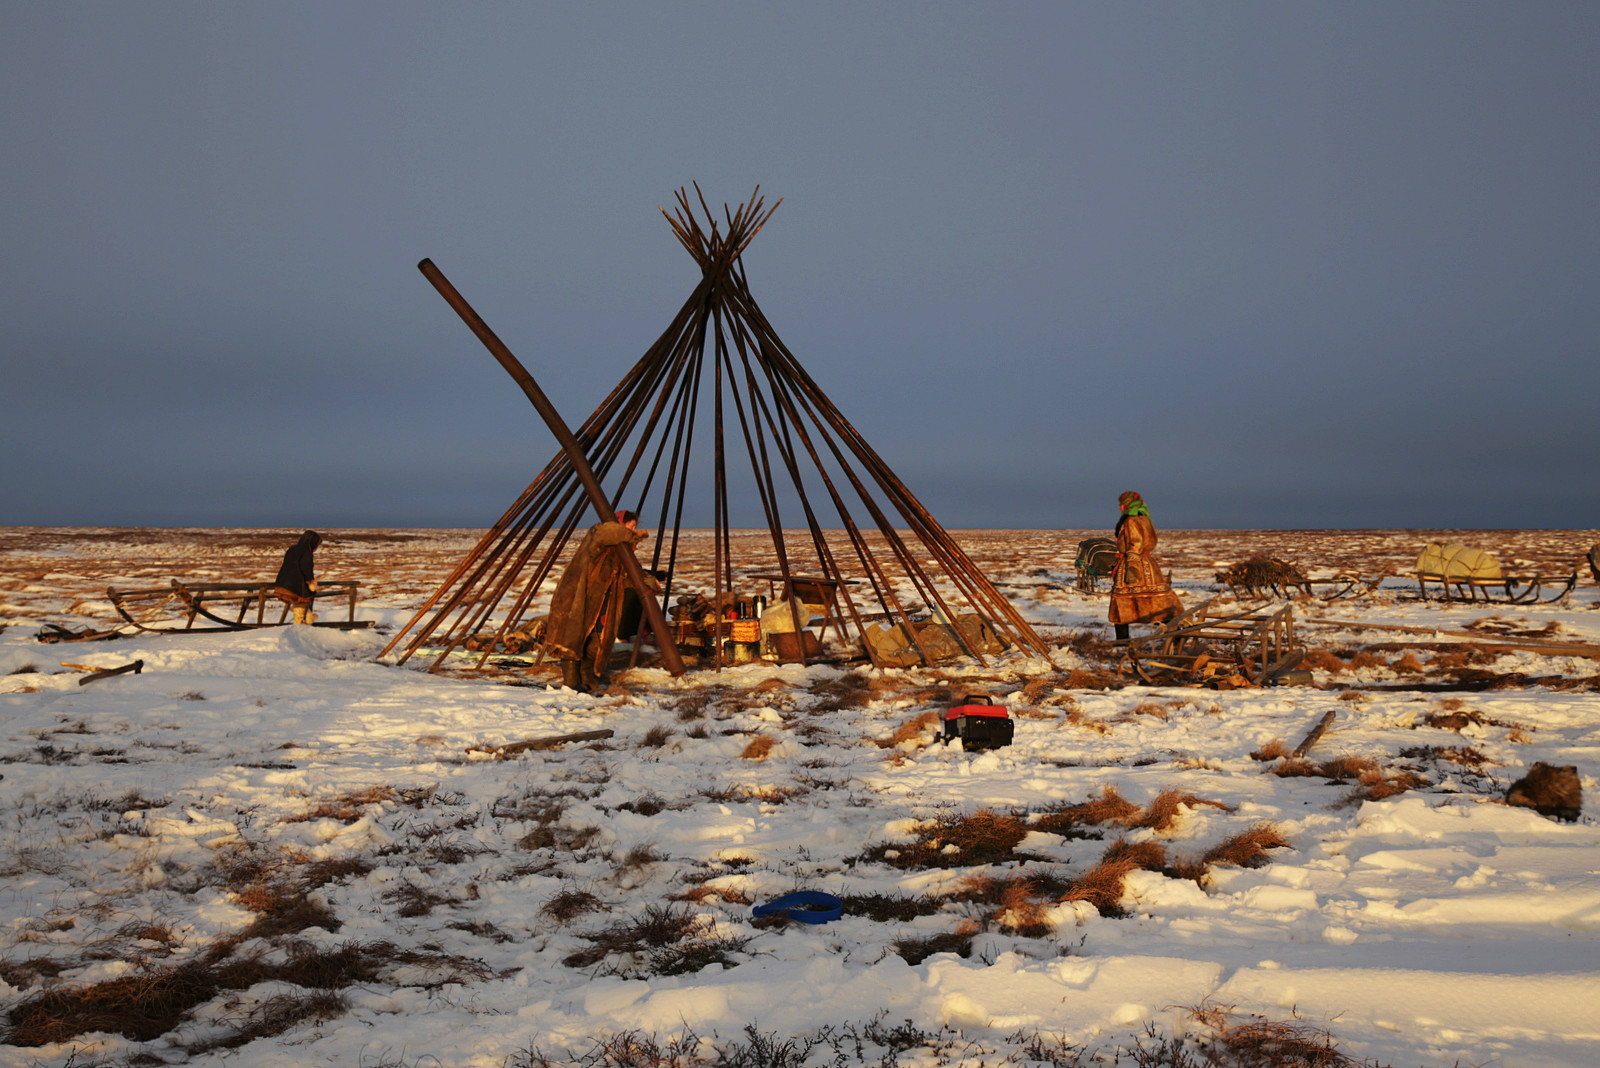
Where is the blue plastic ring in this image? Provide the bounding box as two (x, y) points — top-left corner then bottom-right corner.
(751, 890), (843, 924)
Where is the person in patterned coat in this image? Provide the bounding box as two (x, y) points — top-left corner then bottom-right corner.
(1109, 491), (1181, 640)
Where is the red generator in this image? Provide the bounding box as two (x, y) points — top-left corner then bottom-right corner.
(943, 695), (1013, 750)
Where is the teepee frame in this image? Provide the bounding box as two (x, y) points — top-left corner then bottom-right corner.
(381, 186), (1049, 675)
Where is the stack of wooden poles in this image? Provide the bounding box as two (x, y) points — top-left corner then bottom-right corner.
(381, 186), (1050, 675)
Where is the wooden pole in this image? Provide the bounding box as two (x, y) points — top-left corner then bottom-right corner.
(1291, 711), (1336, 758)
(1306, 617), (1600, 661)
(417, 258), (684, 677)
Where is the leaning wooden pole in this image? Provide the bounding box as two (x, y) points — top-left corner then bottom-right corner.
(417, 257), (685, 677)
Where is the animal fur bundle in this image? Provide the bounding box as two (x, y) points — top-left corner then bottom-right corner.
(1506, 762), (1582, 822)
(1214, 555), (1308, 595)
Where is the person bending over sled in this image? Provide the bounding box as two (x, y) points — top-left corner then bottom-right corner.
(1109, 492), (1181, 641)
(544, 511), (651, 693)
(274, 529), (321, 625)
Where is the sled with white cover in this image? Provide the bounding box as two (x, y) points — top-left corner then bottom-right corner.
(1414, 543), (1575, 604)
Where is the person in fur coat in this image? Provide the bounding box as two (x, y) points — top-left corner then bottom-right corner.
(1108, 492), (1182, 640)
(544, 512), (649, 692)
(273, 529), (321, 625)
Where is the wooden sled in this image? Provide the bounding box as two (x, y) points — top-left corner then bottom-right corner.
(1415, 570), (1577, 605)
(107, 580), (369, 633)
(1123, 599), (1304, 686)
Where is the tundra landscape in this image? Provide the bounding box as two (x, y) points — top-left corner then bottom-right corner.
(2, 526), (1598, 1068)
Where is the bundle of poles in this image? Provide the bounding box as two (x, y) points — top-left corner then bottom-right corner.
(380, 186), (1049, 676)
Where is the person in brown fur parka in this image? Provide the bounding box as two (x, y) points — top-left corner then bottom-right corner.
(1109, 491), (1182, 641)
(544, 511), (649, 693)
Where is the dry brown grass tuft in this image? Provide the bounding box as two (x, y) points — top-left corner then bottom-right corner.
(1062, 667), (1122, 690)
(618, 794), (669, 816)
(5, 963), (230, 1045)
(302, 856), (374, 888)
(1319, 755), (1380, 781)
(1179, 1001), (1364, 1067)
(0, 940), (447, 1047)
(0, 957), (67, 992)
(1062, 706), (1111, 735)
(671, 687), (731, 721)
(806, 672), (874, 712)
(542, 888), (604, 922)
(1061, 855), (1142, 917)
(698, 782), (805, 804)
(517, 822), (602, 853)
(183, 990), (347, 1055)
(1299, 648), (1346, 674)
(561, 904), (748, 976)
(1202, 823), (1291, 869)
(616, 843), (666, 872)
(1274, 755), (1379, 783)
(221, 848), (355, 939)
(878, 710), (942, 749)
(639, 725), (674, 749)
(1423, 707), (1514, 732)
(239, 895), (343, 940)
(562, 904), (709, 968)
(1033, 785), (1138, 835)
(866, 807), (1030, 870)
(1136, 789), (1233, 832)
(947, 870), (1070, 910)
(1351, 768), (1429, 803)
(1400, 743), (1495, 773)
(1250, 738), (1289, 761)
(676, 882), (753, 906)
(1020, 677), (1057, 704)
(741, 735), (777, 761)
(892, 920), (978, 966)
(1391, 652), (1424, 673)
(283, 786), (397, 824)
(1101, 838), (1169, 872)
(995, 882), (1056, 937)
(1058, 629), (1119, 659)
(839, 893), (943, 922)
(932, 808), (1030, 865)
(1129, 701), (1169, 720)
(384, 881), (460, 919)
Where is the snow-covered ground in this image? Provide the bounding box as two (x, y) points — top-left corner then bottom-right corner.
(2, 527), (1599, 1067)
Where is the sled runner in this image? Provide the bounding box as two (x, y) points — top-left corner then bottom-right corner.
(107, 579), (368, 633)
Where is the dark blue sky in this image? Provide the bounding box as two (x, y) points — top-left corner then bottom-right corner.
(4, 3), (1596, 530)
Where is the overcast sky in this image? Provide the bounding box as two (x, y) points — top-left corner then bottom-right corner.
(4, 3), (1596, 531)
